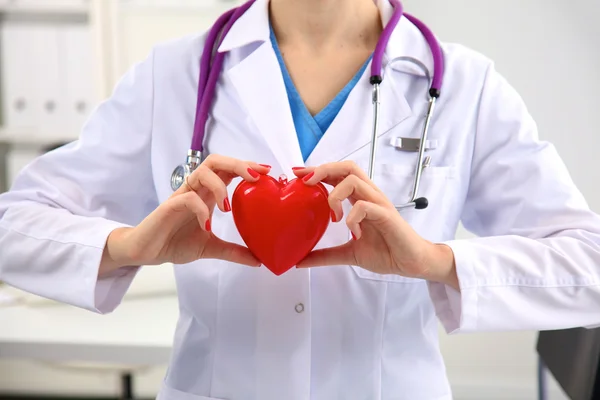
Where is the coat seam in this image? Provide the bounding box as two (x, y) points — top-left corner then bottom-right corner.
(0, 223), (103, 250)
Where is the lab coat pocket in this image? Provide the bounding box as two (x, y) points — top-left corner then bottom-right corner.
(350, 161), (457, 284)
(157, 382), (226, 400)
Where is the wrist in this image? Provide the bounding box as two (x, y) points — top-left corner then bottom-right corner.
(425, 243), (460, 291)
(100, 227), (135, 276)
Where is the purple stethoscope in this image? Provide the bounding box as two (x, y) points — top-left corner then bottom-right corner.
(170, 0), (444, 211)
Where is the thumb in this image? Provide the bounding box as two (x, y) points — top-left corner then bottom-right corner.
(296, 242), (355, 268)
(201, 235), (262, 267)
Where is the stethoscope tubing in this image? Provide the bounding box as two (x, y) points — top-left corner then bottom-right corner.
(172, 0), (445, 214)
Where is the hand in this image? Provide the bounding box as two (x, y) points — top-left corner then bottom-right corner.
(292, 161), (459, 289)
(100, 155), (271, 275)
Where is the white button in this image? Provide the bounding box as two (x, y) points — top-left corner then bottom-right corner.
(295, 303), (304, 313)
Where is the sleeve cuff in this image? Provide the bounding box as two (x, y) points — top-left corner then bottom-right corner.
(427, 239), (479, 333)
(87, 219), (139, 314)
(94, 265), (140, 314)
(0, 204), (140, 314)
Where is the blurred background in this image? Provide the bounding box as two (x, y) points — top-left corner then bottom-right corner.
(0, 0), (598, 399)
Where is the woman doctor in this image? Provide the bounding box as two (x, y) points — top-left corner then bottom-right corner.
(1, 0), (600, 398)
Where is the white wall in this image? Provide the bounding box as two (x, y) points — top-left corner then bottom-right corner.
(402, 0), (600, 398)
(1, 0), (599, 398)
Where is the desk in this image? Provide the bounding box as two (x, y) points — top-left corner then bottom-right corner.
(0, 295), (178, 398)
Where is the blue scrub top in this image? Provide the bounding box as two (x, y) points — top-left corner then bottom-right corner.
(269, 27), (372, 162)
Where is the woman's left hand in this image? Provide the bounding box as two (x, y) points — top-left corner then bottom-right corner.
(292, 161), (459, 290)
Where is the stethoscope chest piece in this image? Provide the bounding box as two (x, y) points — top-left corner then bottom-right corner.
(170, 150), (203, 191)
(170, 163), (192, 191)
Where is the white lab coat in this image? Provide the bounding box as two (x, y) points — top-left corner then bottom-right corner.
(1, 0), (600, 399)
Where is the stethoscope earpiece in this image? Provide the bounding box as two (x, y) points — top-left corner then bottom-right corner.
(414, 197), (429, 210)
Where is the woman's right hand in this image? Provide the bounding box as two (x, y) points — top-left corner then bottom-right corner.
(100, 155), (270, 275)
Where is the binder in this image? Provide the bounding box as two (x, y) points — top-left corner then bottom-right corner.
(1, 22), (66, 138)
(60, 23), (94, 135)
(33, 23), (65, 139)
(0, 0), (89, 13)
(1, 22), (38, 130)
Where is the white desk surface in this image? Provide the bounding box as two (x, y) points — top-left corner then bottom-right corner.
(0, 295), (179, 366)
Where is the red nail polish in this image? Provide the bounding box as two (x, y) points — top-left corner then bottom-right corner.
(259, 164), (271, 169)
(224, 198), (231, 212)
(351, 232), (357, 240)
(205, 219), (212, 232)
(292, 167), (305, 171)
(247, 168), (259, 178)
(302, 171), (315, 182)
(330, 209), (337, 222)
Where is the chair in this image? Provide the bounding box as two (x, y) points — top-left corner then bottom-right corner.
(537, 327), (600, 400)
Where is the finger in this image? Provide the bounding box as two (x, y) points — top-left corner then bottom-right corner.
(216, 170), (236, 187)
(251, 162), (272, 174)
(168, 191), (211, 231)
(175, 162), (271, 211)
(202, 154), (270, 181)
(201, 235), (261, 267)
(301, 161), (377, 190)
(345, 200), (389, 240)
(296, 242), (356, 268)
(215, 162), (271, 187)
(291, 166), (314, 178)
(329, 175), (385, 221)
(171, 157), (270, 199)
(186, 165), (231, 212)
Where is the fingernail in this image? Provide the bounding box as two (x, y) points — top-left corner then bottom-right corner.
(351, 231), (357, 240)
(259, 164), (271, 169)
(224, 198), (231, 212)
(292, 167), (305, 171)
(330, 209), (337, 222)
(205, 219), (212, 232)
(302, 171), (315, 182)
(247, 168), (259, 179)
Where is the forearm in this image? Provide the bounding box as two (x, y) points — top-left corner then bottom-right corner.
(432, 233), (600, 333)
(0, 203), (136, 312)
(100, 227), (135, 277)
(423, 243), (460, 291)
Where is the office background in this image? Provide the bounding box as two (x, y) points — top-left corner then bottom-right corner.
(0, 0), (598, 399)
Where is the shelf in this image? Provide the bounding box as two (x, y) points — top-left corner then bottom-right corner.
(118, 0), (239, 12)
(0, 1), (90, 16)
(0, 127), (79, 146)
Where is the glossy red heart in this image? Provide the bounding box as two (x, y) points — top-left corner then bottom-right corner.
(231, 174), (331, 276)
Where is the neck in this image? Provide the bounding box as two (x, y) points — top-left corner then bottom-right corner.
(269, 0), (382, 51)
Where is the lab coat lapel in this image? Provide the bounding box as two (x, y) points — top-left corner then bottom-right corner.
(218, 0), (436, 170)
(305, 0), (436, 166)
(220, 0), (304, 171)
(226, 44), (304, 171)
(304, 66), (412, 166)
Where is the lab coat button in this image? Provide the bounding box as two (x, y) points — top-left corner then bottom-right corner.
(295, 303), (304, 313)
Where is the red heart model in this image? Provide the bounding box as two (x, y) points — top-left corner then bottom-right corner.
(231, 174), (331, 276)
